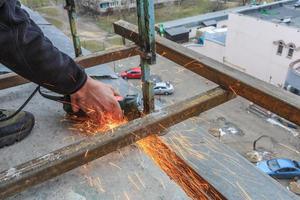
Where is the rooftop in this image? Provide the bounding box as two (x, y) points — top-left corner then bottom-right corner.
(244, 0), (300, 29)
(161, 0), (300, 30)
(165, 26), (189, 36)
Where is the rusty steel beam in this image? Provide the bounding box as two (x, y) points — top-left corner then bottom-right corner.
(75, 45), (138, 68)
(113, 20), (300, 126)
(136, 0), (156, 113)
(0, 45), (138, 90)
(0, 87), (234, 199)
(0, 73), (30, 90)
(65, 0), (82, 57)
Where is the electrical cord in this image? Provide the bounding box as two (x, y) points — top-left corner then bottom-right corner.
(38, 87), (66, 103)
(0, 86), (40, 122)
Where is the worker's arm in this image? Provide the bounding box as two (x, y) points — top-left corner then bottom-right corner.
(0, 0), (86, 94)
(0, 1), (123, 119)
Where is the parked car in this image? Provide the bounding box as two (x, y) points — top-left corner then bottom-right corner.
(120, 67), (141, 79)
(154, 82), (174, 95)
(256, 158), (300, 179)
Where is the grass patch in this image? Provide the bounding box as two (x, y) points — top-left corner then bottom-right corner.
(21, 0), (64, 8)
(95, 0), (213, 33)
(96, 14), (137, 33)
(35, 7), (60, 17)
(21, 0), (52, 8)
(155, 0), (213, 22)
(107, 36), (123, 46)
(45, 17), (64, 29)
(81, 40), (105, 52)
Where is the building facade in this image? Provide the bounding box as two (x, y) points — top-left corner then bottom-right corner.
(164, 0), (300, 88)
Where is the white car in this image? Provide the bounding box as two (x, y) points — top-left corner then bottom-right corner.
(153, 82), (174, 95)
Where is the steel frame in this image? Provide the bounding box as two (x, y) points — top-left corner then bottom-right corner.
(0, 87), (233, 198)
(0, 6), (299, 199)
(136, 0), (156, 113)
(113, 20), (300, 126)
(65, 0), (82, 57)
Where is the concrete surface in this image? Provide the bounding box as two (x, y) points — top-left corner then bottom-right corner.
(9, 145), (189, 200)
(160, 118), (299, 199)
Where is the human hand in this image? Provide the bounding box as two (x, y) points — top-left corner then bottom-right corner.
(70, 76), (123, 120)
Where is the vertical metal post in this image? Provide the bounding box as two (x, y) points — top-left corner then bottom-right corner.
(65, 0), (82, 57)
(136, 0), (156, 114)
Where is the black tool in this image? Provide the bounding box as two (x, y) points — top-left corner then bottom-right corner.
(39, 90), (142, 120)
(61, 94), (142, 120)
(38, 75), (142, 120)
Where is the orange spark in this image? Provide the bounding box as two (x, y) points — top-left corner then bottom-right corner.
(68, 112), (127, 136)
(137, 135), (225, 200)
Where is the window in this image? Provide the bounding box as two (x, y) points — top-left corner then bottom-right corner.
(277, 168), (289, 173)
(291, 87), (299, 95)
(294, 161), (300, 168)
(267, 159), (280, 171)
(277, 168), (296, 173)
(277, 41), (284, 55)
(100, 2), (109, 9)
(287, 43), (295, 58)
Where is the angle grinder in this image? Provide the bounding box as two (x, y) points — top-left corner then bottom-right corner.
(38, 76), (142, 120)
(62, 94), (142, 120)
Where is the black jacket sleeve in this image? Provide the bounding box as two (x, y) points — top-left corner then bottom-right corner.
(0, 0), (87, 94)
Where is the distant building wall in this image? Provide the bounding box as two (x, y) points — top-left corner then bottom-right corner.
(185, 41), (225, 63)
(225, 13), (300, 86)
(187, 13), (300, 87)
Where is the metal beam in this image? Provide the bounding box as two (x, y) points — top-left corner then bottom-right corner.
(0, 73), (30, 90)
(136, 0), (156, 113)
(65, 0), (82, 57)
(76, 45), (138, 68)
(113, 20), (300, 126)
(0, 87), (234, 198)
(0, 45), (138, 90)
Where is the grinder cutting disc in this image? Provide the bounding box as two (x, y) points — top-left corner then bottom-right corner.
(117, 94), (142, 120)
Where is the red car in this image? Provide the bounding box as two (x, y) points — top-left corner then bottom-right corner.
(120, 67), (142, 79)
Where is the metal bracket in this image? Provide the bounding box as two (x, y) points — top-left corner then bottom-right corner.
(136, 0), (156, 114)
(65, 0), (82, 57)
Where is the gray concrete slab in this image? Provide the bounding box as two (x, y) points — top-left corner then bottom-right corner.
(197, 97), (300, 160)
(8, 144), (189, 200)
(160, 117), (299, 199)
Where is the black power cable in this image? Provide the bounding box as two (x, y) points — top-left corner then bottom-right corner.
(0, 86), (40, 122)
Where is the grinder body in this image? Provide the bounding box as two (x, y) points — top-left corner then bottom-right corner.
(63, 94), (141, 120)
